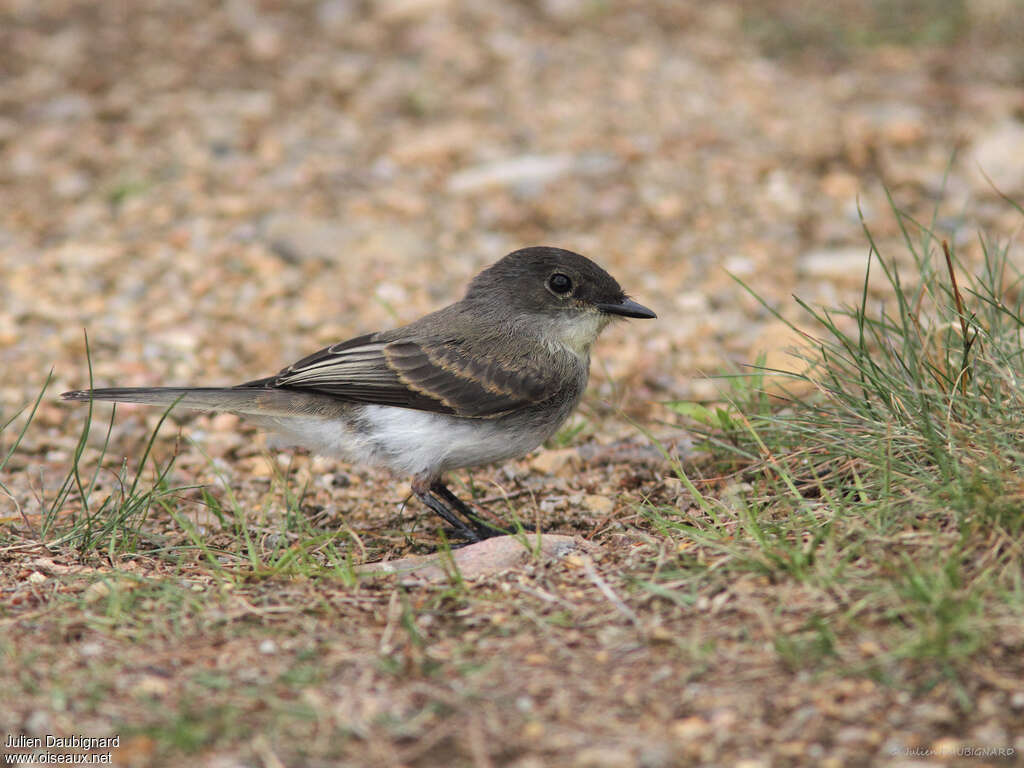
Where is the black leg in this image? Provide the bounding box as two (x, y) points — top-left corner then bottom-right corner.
(411, 475), (521, 541)
(431, 481), (513, 539)
(412, 483), (482, 542)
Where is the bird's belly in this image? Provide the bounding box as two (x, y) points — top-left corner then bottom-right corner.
(359, 405), (560, 477)
(259, 388), (581, 479)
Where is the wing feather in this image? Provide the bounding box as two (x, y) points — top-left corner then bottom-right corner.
(239, 332), (564, 418)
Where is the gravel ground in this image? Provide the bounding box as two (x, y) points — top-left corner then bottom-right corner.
(2, 1), (1024, 766)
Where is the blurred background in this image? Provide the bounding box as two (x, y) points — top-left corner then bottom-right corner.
(1, 0), (1023, 419)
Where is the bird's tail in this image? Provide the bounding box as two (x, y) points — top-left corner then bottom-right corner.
(60, 386), (328, 419)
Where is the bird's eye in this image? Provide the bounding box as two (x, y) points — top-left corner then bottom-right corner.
(548, 273), (573, 295)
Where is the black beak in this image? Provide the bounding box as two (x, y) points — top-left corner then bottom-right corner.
(598, 297), (657, 319)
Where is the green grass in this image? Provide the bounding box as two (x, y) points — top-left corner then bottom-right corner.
(0, 357), (362, 584)
(648, 198), (1024, 686)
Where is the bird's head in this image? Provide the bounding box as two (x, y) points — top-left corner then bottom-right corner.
(464, 246), (656, 356)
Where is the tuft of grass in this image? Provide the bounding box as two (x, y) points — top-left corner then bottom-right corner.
(0, 371), (55, 520)
(1, 340), (361, 584)
(28, 338), (191, 558)
(650, 196), (1024, 684)
(0, 348), (190, 559)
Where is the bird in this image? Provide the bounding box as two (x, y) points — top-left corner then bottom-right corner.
(63, 246), (656, 542)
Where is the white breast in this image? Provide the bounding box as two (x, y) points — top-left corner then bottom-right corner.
(261, 403), (562, 480)
(358, 405), (553, 476)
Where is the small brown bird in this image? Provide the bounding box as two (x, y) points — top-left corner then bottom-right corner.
(64, 246), (656, 541)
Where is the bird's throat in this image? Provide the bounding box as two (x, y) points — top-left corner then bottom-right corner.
(539, 311), (611, 358)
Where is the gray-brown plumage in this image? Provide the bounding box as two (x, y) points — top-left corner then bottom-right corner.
(63, 246), (656, 541)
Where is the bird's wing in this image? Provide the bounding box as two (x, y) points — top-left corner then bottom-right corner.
(240, 332), (562, 418)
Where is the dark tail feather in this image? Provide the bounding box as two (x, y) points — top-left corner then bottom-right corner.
(62, 386), (238, 408)
(60, 386), (323, 418)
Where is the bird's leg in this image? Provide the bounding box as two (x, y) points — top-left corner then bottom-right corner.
(412, 479), (481, 542)
(432, 481), (540, 537)
(430, 481), (515, 539)
(410, 475), (509, 541)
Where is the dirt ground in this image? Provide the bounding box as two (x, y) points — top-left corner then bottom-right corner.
(2, 1), (1024, 766)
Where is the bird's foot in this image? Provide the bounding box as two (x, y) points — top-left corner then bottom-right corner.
(412, 477), (537, 542)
